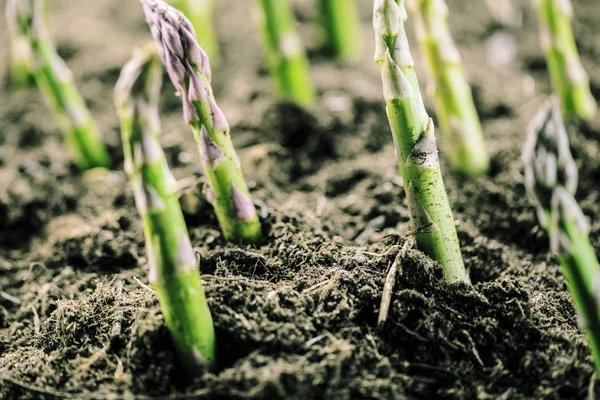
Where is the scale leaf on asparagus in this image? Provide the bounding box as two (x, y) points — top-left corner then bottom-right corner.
(115, 45), (216, 372)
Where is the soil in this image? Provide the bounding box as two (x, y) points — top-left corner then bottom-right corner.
(2, 0), (600, 399)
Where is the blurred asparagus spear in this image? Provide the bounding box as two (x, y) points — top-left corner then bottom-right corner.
(408, 0), (489, 177)
(254, 0), (315, 107)
(169, 0), (220, 64)
(318, 0), (362, 60)
(142, 0), (262, 244)
(523, 98), (600, 373)
(6, 0), (110, 170)
(533, 0), (596, 120)
(373, 0), (467, 283)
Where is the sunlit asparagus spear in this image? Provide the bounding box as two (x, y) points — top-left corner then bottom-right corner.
(523, 98), (600, 374)
(142, 0), (262, 244)
(115, 45), (216, 372)
(6, 0), (110, 170)
(6, 26), (35, 87)
(533, 0), (596, 120)
(318, 0), (362, 60)
(408, 0), (489, 177)
(374, 0), (467, 283)
(254, 0), (315, 107)
(169, 0), (220, 64)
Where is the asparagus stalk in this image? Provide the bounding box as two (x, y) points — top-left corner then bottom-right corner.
(7, 35), (35, 87)
(114, 45), (216, 371)
(408, 0), (489, 177)
(318, 0), (362, 60)
(373, 0), (467, 283)
(254, 0), (315, 107)
(523, 98), (600, 374)
(533, 0), (596, 120)
(6, 0), (110, 170)
(142, 0), (262, 244)
(169, 0), (220, 64)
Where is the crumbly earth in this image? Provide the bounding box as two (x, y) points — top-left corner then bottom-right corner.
(1, 0), (600, 398)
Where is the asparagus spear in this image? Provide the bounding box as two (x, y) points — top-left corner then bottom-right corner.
(115, 45), (216, 371)
(254, 0), (315, 107)
(523, 98), (600, 374)
(408, 0), (489, 177)
(533, 0), (596, 120)
(142, 0), (262, 244)
(373, 0), (467, 283)
(169, 0), (220, 64)
(318, 0), (362, 60)
(6, 0), (110, 170)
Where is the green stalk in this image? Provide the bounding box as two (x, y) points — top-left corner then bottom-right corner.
(169, 0), (220, 64)
(142, 0), (262, 244)
(115, 46), (216, 372)
(409, 0), (489, 177)
(254, 0), (315, 107)
(373, 0), (466, 283)
(533, 0), (596, 120)
(7, 0), (109, 170)
(523, 99), (600, 374)
(318, 0), (362, 60)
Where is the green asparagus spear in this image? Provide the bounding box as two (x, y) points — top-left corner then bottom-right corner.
(408, 0), (489, 177)
(169, 0), (220, 64)
(533, 0), (596, 120)
(6, 0), (110, 170)
(7, 34), (35, 87)
(374, 0), (467, 283)
(318, 0), (362, 60)
(142, 0), (262, 244)
(115, 45), (216, 372)
(254, 0), (315, 107)
(523, 98), (600, 374)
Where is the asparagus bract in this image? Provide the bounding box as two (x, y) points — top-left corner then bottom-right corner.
(409, 0), (489, 176)
(523, 99), (600, 374)
(115, 46), (216, 371)
(6, 0), (110, 170)
(533, 0), (596, 120)
(318, 0), (362, 60)
(373, 0), (467, 283)
(142, 0), (262, 244)
(254, 0), (315, 107)
(169, 0), (220, 64)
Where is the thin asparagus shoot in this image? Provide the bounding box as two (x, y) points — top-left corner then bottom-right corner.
(6, 27), (35, 87)
(169, 0), (220, 64)
(142, 0), (262, 244)
(523, 98), (600, 374)
(408, 0), (489, 177)
(254, 0), (315, 107)
(373, 0), (467, 283)
(6, 0), (110, 170)
(115, 45), (216, 371)
(318, 0), (362, 60)
(533, 0), (596, 120)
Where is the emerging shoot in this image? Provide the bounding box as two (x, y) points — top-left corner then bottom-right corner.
(523, 98), (600, 374)
(142, 0), (263, 244)
(409, 0), (489, 176)
(114, 45), (216, 372)
(373, 0), (467, 283)
(6, 0), (110, 170)
(318, 0), (362, 60)
(533, 0), (596, 120)
(254, 0), (315, 107)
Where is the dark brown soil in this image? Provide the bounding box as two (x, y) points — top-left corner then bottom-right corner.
(2, 0), (600, 398)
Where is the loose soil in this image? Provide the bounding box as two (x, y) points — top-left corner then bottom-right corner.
(2, 0), (600, 399)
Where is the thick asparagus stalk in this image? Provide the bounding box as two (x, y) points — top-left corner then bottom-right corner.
(533, 0), (596, 120)
(142, 0), (262, 244)
(318, 0), (362, 60)
(6, 0), (110, 170)
(169, 0), (220, 64)
(254, 0), (315, 107)
(523, 98), (600, 374)
(409, 0), (489, 177)
(114, 45), (216, 371)
(373, 0), (467, 283)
